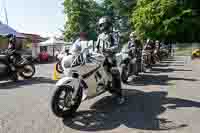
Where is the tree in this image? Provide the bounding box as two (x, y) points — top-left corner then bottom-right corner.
(63, 0), (103, 41)
(101, 0), (137, 44)
(132, 0), (200, 42)
(101, 0), (137, 30)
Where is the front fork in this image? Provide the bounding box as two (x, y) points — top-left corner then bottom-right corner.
(71, 77), (88, 102)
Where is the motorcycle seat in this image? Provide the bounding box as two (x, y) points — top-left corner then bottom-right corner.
(0, 55), (8, 62)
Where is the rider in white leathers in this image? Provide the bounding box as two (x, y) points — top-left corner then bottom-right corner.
(96, 16), (125, 104)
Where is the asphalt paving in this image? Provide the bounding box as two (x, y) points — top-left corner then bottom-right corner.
(0, 56), (200, 133)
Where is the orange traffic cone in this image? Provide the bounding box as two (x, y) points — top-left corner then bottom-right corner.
(52, 64), (61, 80)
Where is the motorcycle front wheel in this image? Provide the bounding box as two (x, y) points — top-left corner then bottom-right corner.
(51, 85), (82, 118)
(19, 64), (35, 79)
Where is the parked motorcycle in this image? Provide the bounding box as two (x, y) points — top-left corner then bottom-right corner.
(119, 46), (143, 83)
(51, 47), (119, 118)
(142, 49), (153, 72)
(0, 49), (36, 81)
(159, 44), (169, 60)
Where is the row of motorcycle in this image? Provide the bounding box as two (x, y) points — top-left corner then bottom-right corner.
(120, 44), (170, 83)
(55, 43), (170, 82)
(50, 43), (170, 119)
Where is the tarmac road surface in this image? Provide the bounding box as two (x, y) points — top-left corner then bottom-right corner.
(0, 56), (200, 133)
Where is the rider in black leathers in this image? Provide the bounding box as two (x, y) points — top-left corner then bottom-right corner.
(4, 34), (22, 70)
(142, 39), (156, 70)
(96, 16), (125, 104)
(0, 34), (20, 80)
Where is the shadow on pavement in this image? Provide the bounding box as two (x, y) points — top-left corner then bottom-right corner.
(0, 77), (56, 89)
(63, 90), (190, 131)
(127, 74), (198, 86)
(152, 64), (169, 67)
(163, 59), (177, 61)
(170, 64), (185, 67)
(160, 61), (185, 64)
(163, 97), (200, 109)
(151, 68), (192, 73)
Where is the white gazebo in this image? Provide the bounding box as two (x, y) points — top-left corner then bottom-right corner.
(39, 37), (71, 46)
(0, 22), (25, 38)
(38, 37), (72, 57)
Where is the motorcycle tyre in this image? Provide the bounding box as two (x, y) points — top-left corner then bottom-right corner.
(51, 85), (82, 118)
(19, 64), (36, 79)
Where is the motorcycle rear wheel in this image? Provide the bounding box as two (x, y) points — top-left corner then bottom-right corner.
(51, 85), (82, 118)
(19, 64), (35, 79)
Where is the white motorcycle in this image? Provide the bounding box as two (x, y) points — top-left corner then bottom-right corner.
(51, 47), (117, 118)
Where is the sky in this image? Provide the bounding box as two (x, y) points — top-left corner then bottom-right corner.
(0, 0), (65, 37)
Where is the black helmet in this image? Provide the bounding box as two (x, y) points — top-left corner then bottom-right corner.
(98, 16), (112, 32)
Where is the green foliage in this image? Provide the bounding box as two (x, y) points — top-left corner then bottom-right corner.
(63, 0), (103, 41)
(102, 0), (136, 17)
(63, 0), (137, 42)
(101, 0), (137, 44)
(132, 0), (200, 42)
(63, 0), (200, 43)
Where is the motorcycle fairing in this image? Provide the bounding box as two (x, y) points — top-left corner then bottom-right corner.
(56, 59), (108, 101)
(72, 62), (107, 97)
(56, 76), (82, 101)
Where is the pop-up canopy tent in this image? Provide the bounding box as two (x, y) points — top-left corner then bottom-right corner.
(38, 37), (72, 57)
(0, 23), (25, 38)
(39, 37), (71, 46)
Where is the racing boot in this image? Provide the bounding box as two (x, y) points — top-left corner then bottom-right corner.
(111, 67), (125, 105)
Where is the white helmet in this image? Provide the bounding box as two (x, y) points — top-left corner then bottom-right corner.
(98, 16), (112, 32)
(98, 16), (111, 25)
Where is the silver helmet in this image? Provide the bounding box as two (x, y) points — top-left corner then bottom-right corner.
(98, 16), (112, 32)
